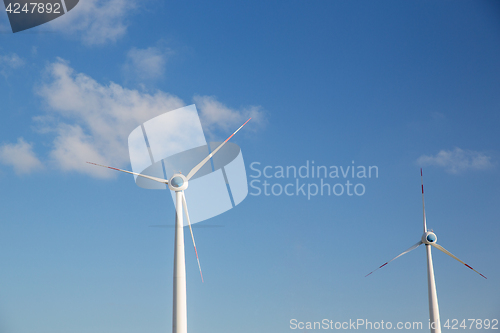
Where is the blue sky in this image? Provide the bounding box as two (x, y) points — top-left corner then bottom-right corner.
(1, 1), (499, 332)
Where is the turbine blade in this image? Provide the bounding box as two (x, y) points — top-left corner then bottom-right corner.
(430, 243), (487, 279)
(421, 168), (427, 233)
(182, 192), (204, 282)
(366, 241), (423, 277)
(87, 162), (169, 184)
(186, 118), (251, 180)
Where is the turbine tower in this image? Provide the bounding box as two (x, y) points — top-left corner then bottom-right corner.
(366, 169), (486, 333)
(88, 118), (251, 333)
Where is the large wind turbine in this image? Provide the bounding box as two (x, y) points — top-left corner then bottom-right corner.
(88, 118), (251, 333)
(366, 169), (486, 333)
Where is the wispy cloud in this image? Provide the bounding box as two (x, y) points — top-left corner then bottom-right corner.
(36, 58), (184, 177)
(0, 58), (266, 177)
(417, 148), (494, 174)
(0, 138), (42, 175)
(194, 95), (266, 138)
(48, 0), (136, 45)
(0, 53), (24, 78)
(123, 45), (172, 81)
(0, 53), (24, 69)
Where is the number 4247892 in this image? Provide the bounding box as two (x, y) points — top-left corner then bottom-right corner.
(5, 2), (61, 14)
(443, 319), (498, 330)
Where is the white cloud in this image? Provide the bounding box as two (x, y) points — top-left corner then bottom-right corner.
(37, 58), (184, 178)
(48, 0), (135, 45)
(0, 53), (25, 78)
(3, 58), (266, 178)
(194, 95), (266, 138)
(417, 148), (494, 174)
(123, 46), (171, 81)
(0, 53), (24, 69)
(0, 138), (42, 175)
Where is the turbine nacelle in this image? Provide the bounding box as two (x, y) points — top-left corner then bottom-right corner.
(168, 174), (188, 191)
(422, 231), (437, 245)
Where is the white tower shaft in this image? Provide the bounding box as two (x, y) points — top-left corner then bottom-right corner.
(173, 191), (187, 333)
(426, 244), (441, 333)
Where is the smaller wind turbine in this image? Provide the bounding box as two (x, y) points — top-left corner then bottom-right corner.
(366, 169), (486, 333)
(87, 118), (251, 333)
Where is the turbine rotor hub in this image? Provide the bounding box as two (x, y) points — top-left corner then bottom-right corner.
(422, 231), (437, 244)
(168, 174), (188, 191)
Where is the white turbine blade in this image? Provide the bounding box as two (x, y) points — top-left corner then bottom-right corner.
(86, 162), (169, 184)
(182, 192), (203, 283)
(421, 168), (427, 233)
(366, 241), (423, 277)
(186, 118), (251, 180)
(430, 243), (487, 279)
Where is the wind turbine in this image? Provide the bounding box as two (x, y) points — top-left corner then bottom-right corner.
(87, 118), (251, 333)
(366, 169), (486, 333)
